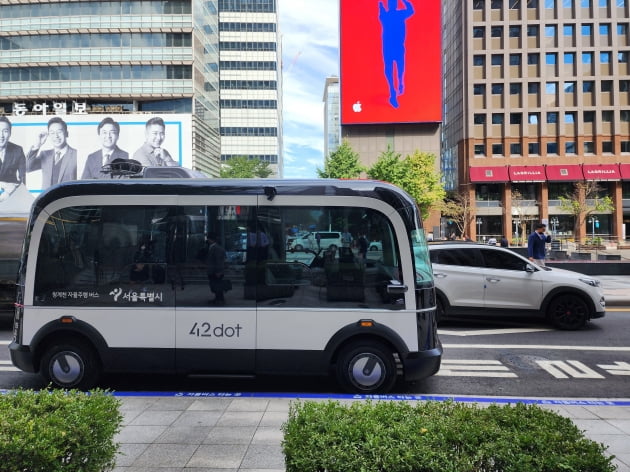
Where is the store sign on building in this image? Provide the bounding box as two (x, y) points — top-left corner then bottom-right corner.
(12, 101), (87, 116)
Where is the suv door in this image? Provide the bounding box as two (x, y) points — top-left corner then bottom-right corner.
(430, 247), (485, 309)
(480, 248), (543, 310)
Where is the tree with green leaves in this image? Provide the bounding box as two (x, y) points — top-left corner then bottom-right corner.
(558, 181), (614, 241)
(367, 147), (445, 220)
(219, 156), (273, 178)
(439, 190), (475, 238)
(316, 140), (365, 179)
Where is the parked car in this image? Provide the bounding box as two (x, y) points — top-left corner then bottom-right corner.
(291, 231), (343, 252)
(428, 242), (605, 330)
(369, 241), (382, 251)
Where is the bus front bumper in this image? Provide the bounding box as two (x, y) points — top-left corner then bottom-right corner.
(9, 342), (37, 373)
(402, 345), (443, 382)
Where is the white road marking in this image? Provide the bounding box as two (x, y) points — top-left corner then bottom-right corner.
(439, 328), (553, 336)
(536, 360), (605, 379)
(0, 360), (18, 372)
(443, 344), (630, 351)
(597, 361), (630, 376)
(436, 360), (518, 378)
(0, 341), (10, 346)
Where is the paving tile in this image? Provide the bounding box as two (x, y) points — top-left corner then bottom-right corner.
(129, 410), (183, 426)
(132, 443), (198, 467)
(609, 420), (630, 435)
(260, 411), (288, 427)
(173, 410), (222, 427)
(203, 426), (257, 444)
(186, 444), (248, 468)
(116, 425), (168, 443)
(266, 398), (292, 412)
(187, 398), (232, 411)
(118, 398), (155, 411)
(115, 443), (150, 467)
(216, 411), (264, 427)
(148, 397), (196, 410)
(121, 409), (145, 426)
(573, 419), (628, 435)
(156, 426), (212, 444)
(240, 444), (286, 470)
(584, 406), (630, 420)
(251, 427), (283, 444)
(226, 398), (269, 411)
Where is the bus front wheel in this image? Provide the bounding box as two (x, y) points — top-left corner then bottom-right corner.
(335, 341), (397, 394)
(40, 341), (100, 390)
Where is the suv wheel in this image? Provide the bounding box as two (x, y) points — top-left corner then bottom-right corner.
(547, 295), (588, 330)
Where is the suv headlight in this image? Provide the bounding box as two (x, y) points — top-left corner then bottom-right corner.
(579, 277), (601, 287)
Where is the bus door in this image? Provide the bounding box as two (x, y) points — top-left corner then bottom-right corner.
(173, 199), (257, 375)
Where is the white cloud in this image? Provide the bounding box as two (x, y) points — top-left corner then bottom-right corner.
(278, 0), (339, 179)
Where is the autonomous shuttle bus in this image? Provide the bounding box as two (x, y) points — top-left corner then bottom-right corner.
(10, 179), (441, 393)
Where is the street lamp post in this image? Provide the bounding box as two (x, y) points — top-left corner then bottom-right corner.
(550, 217), (559, 236)
(476, 217), (482, 241)
(587, 216), (599, 244)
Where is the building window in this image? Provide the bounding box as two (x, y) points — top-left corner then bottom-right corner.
(618, 24), (628, 35)
(546, 82), (557, 94)
(510, 113), (522, 124)
(582, 51), (594, 63)
(582, 24), (593, 36)
(602, 110), (613, 122)
(528, 113), (540, 124)
(509, 26), (521, 37)
(510, 83), (522, 94)
(581, 0), (591, 5)
(473, 27), (485, 38)
(546, 53), (558, 64)
(600, 51), (611, 63)
(545, 0), (556, 6)
(564, 81), (576, 92)
(527, 53), (540, 64)
(547, 112), (559, 123)
(528, 0), (539, 7)
(564, 111), (576, 123)
(601, 80), (613, 92)
(491, 54), (503, 66)
(584, 141), (595, 153)
(599, 0), (608, 6)
(474, 84), (486, 95)
(492, 143), (504, 155)
(475, 144), (486, 155)
(529, 142), (540, 154)
(583, 80), (594, 92)
(566, 141), (577, 153)
(600, 24), (610, 35)
(510, 0), (522, 8)
(474, 114), (486, 124)
(584, 111), (595, 122)
(491, 26), (503, 37)
(510, 143), (522, 155)
(547, 142), (559, 154)
(563, 24), (575, 36)
(527, 25), (539, 36)
(564, 52), (575, 64)
(509, 54), (521, 65)
(492, 113), (504, 124)
(491, 0), (503, 7)
(563, 0), (574, 6)
(474, 0), (484, 8)
(474, 55), (485, 66)
(545, 25), (557, 37)
(621, 110), (630, 122)
(602, 141), (613, 152)
(492, 84), (504, 94)
(528, 82), (540, 93)
(621, 141), (630, 152)
(619, 52), (629, 63)
(621, 80), (630, 91)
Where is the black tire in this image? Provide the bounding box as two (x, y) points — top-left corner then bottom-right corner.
(369, 245), (378, 251)
(40, 340), (100, 389)
(335, 341), (397, 394)
(294, 244), (304, 251)
(547, 295), (589, 330)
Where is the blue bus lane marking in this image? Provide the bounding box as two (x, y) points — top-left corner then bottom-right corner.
(104, 391), (630, 407)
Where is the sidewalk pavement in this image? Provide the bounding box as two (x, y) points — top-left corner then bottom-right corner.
(112, 395), (630, 472)
(112, 276), (630, 472)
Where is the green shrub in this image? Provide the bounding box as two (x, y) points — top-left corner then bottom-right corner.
(0, 388), (123, 472)
(282, 400), (616, 472)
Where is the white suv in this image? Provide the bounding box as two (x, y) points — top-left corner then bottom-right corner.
(429, 242), (606, 330)
(291, 231), (343, 252)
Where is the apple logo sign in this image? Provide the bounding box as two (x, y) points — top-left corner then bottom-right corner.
(352, 101), (362, 112)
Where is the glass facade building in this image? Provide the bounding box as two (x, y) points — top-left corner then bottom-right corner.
(323, 76), (341, 159)
(442, 0), (630, 242)
(218, 0), (283, 177)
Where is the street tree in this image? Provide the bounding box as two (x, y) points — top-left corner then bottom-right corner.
(220, 156), (273, 178)
(316, 140), (365, 178)
(558, 181), (614, 241)
(439, 190), (475, 238)
(367, 147), (445, 220)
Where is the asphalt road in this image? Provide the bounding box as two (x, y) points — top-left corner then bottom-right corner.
(1, 309), (629, 397)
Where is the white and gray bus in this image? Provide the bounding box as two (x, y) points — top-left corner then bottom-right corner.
(10, 179), (441, 393)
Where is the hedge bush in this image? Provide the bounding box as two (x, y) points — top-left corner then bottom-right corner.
(0, 388), (123, 472)
(282, 400), (616, 472)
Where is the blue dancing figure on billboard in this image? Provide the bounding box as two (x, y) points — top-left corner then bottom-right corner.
(379, 0), (415, 108)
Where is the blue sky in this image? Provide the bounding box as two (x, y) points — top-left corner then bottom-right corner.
(278, 0), (339, 178)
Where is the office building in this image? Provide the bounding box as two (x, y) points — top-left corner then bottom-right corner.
(218, 0), (283, 177)
(442, 0), (630, 242)
(323, 76), (341, 158)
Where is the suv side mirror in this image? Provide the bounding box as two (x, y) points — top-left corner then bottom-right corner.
(525, 264), (537, 273)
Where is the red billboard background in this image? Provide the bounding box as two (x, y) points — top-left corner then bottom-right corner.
(340, 0), (442, 125)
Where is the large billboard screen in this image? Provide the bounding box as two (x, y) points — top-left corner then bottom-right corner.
(0, 113), (192, 200)
(340, 0), (442, 125)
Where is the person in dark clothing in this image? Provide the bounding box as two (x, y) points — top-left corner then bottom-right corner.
(527, 224), (551, 266)
(500, 235), (509, 247)
(206, 232), (227, 305)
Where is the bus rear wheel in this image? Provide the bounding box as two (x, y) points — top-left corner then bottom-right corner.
(335, 341), (397, 394)
(40, 341), (100, 390)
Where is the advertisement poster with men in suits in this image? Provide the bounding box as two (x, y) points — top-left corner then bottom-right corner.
(0, 112), (192, 212)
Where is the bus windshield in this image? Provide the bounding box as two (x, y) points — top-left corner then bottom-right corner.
(411, 228), (433, 285)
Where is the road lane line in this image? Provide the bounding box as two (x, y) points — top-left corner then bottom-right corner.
(0, 341), (10, 346)
(443, 344), (630, 351)
(440, 328), (553, 336)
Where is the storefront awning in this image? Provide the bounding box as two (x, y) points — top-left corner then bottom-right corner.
(582, 164), (621, 181)
(545, 164), (584, 181)
(508, 165), (546, 182)
(620, 163), (630, 180)
(469, 166), (509, 182)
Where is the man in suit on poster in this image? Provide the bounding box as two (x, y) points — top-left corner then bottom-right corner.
(132, 116), (178, 167)
(26, 116), (77, 189)
(0, 116), (26, 201)
(82, 117), (129, 179)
